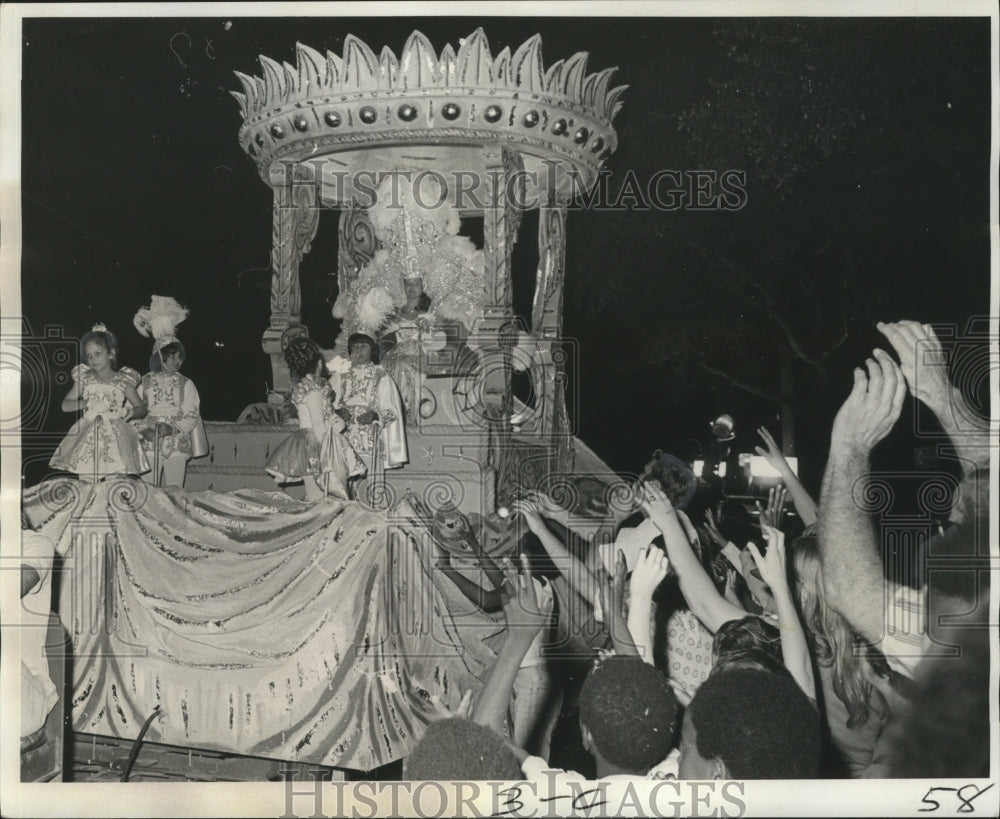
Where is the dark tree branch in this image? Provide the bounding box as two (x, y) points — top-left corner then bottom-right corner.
(698, 359), (785, 405)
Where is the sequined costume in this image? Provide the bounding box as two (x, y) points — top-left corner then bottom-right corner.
(328, 363), (408, 471)
(49, 365), (149, 479)
(265, 374), (366, 499)
(380, 316), (427, 423)
(132, 371), (209, 486)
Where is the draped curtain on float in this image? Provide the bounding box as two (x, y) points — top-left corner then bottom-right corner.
(22, 481), (503, 770)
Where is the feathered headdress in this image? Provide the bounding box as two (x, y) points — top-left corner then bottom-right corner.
(133, 295), (189, 352)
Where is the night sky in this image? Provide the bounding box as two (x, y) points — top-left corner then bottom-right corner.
(15, 11), (994, 489)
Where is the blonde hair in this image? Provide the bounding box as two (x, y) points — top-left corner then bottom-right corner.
(793, 535), (887, 728)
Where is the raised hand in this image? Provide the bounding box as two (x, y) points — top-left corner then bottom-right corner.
(754, 426), (790, 474)
(500, 554), (553, 642)
(876, 321), (950, 411)
(756, 485), (788, 530)
(511, 498), (545, 535)
(639, 482), (676, 533)
(523, 490), (569, 519)
(829, 350), (907, 457)
(629, 544), (669, 601)
(427, 689), (474, 721)
(747, 525), (787, 593)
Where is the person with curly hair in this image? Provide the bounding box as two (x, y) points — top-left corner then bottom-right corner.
(403, 717), (523, 780)
(50, 324), (149, 481)
(519, 655), (680, 782)
(265, 338), (365, 500)
(679, 667), (822, 779)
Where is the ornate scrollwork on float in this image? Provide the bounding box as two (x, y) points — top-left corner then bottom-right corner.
(270, 181), (320, 326)
(337, 208), (377, 296)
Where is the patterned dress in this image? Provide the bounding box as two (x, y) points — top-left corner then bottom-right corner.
(50, 365), (149, 478)
(265, 374), (366, 499)
(132, 371), (209, 462)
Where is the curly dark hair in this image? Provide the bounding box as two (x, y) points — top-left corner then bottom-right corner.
(283, 338), (321, 379)
(579, 655), (679, 774)
(689, 668), (821, 779)
(404, 718), (522, 780)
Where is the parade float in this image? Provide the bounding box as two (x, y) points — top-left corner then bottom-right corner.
(190, 27), (626, 514)
(23, 29), (627, 778)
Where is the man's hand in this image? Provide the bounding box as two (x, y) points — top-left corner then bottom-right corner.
(829, 350), (907, 457)
(877, 320), (951, 412)
(756, 486), (788, 530)
(629, 544), (669, 601)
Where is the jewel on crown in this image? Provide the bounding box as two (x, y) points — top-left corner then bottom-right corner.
(91, 322), (109, 333)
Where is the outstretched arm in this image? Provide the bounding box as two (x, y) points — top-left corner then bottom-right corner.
(755, 427), (817, 526)
(749, 526), (815, 701)
(626, 545), (670, 664)
(512, 499), (600, 608)
(472, 556), (553, 736)
(598, 551), (641, 658)
(523, 490), (619, 545)
(818, 350), (906, 643)
(642, 485), (747, 633)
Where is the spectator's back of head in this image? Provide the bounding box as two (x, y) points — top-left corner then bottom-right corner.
(579, 655), (679, 774)
(712, 616), (786, 677)
(404, 718), (522, 780)
(681, 668), (821, 779)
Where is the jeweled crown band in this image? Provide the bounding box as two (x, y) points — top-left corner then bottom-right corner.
(232, 28), (626, 193)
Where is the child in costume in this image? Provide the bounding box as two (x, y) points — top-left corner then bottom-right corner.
(131, 296), (209, 488)
(50, 323), (149, 481)
(265, 338), (366, 500)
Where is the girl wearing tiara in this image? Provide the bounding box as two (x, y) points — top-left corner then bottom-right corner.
(265, 338), (366, 500)
(50, 323), (149, 481)
(131, 296), (209, 488)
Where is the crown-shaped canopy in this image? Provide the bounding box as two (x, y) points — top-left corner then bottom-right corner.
(232, 29), (627, 207)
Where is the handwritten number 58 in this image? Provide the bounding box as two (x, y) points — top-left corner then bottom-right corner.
(920, 784), (994, 813)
